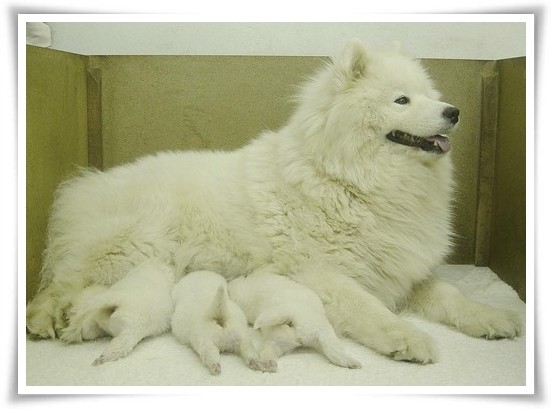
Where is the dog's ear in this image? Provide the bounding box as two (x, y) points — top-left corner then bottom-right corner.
(391, 41), (403, 54)
(333, 38), (369, 81)
(390, 41), (415, 59)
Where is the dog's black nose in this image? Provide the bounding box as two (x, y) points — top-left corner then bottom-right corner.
(443, 106), (460, 124)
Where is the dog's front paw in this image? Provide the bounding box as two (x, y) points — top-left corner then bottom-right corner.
(60, 324), (83, 344)
(26, 313), (56, 340)
(459, 305), (523, 340)
(26, 294), (63, 340)
(387, 327), (437, 364)
(320, 340), (362, 369)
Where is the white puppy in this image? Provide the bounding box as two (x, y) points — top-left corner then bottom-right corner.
(228, 272), (361, 371)
(171, 270), (272, 375)
(61, 260), (174, 366)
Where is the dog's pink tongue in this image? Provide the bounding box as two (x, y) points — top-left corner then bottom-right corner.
(427, 135), (451, 152)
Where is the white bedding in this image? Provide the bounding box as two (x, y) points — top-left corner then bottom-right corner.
(24, 265), (526, 389)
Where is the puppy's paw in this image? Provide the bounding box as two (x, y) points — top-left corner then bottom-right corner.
(92, 346), (129, 366)
(92, 356), (106, 366)
(92, 353), (120, 366)
(209, 362), (221, 376)
(249, 358), (278, 373)
(459, 305), (523, 340)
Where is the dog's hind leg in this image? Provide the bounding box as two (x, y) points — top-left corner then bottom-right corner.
(408, 277), (523, 339)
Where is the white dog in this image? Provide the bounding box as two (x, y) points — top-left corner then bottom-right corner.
(171, 270), (272, 375)
(27, 39), (521, 364)
(229, 271), (361, 370)
(61, 260), (174, 366)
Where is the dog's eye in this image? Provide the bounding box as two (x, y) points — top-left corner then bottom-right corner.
(394, 96), (410, 105)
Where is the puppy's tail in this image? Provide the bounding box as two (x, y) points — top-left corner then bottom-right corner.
(209, 285), (229, 326)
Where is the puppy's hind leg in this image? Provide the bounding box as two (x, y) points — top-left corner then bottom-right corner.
(92, 327), (145, 366)
(255, 324), (302, 373)
(190, 335), (222, 375)
(223, 303), (276, 373)
(91, 260), (174, 365)
(236, 328), (277, 373)
(60, 286), (109, 344)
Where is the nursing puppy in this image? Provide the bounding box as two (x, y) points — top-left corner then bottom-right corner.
(229, 271), (361, 370)
(171, 270), (271, 375)
(61, 260), (174, 366)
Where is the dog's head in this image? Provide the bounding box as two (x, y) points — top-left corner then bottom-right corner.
(292, 39), (459, 160)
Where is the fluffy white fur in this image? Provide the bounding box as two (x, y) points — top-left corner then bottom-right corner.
(229, 271), (361, 370)
(60, 260), (174, 365)
(171, 270), (270, 375)
(27, 39), (522, 364)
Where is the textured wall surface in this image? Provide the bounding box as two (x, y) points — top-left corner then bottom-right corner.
(489, 58), (527, 300)
(89, 55), (324, 167)
(26, 46), (88, 300)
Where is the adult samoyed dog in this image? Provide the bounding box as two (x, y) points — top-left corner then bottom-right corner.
(27, 40), (521, 363)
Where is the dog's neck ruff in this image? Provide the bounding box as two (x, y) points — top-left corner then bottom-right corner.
(386, 131), (450, 154)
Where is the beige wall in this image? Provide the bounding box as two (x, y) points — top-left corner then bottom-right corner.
(489, 58), (526, 300)
(26, 46), (89, 300)
(88, 55), (324, 167)
(25, 46), (527, 300)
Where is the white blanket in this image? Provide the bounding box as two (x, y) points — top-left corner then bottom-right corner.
(24, 265), (526, 388)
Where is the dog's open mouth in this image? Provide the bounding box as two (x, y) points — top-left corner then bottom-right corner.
(386, 131), (451, 154)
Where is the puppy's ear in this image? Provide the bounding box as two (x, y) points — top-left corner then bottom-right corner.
(253, 310), (292, 330)
(333, 38), (369, 81)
